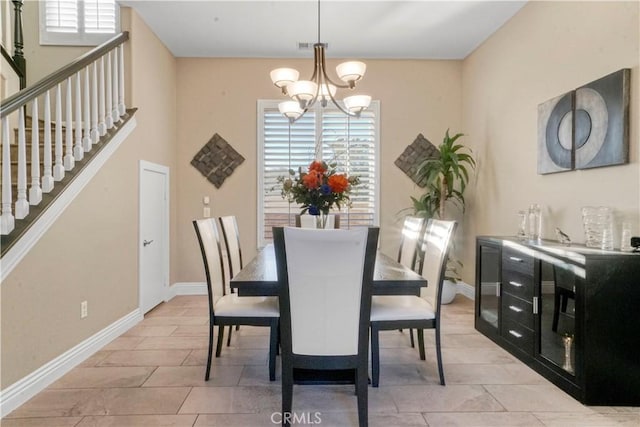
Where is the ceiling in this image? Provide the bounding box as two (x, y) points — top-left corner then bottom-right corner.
(120, 1), (527, 59)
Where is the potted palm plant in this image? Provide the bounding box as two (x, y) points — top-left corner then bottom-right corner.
(411, 129), (476, 303)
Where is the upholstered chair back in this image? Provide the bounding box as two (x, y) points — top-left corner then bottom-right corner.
(276, 227), (377, 356)
(218, 216), (243, 292)
(398, 216), (426, 271)
(193, 219), (226, 307)
(420, 219), (457, 309)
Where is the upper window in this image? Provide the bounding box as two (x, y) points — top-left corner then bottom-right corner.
(257, 100), (380, 247)
(40, 0), (119, 46)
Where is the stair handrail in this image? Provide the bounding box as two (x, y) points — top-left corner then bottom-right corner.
(1, 45), (25, 89)
(1, 32), (129, 118)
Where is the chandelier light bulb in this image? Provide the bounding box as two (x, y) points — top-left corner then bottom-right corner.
(319, 83), (337, 106)
(336, 61), (366, 87)
(344, 95), (371, 116)
(287, 80), (318, 109)
(270, 68), (300, 93)
(278, 101), (304, 123)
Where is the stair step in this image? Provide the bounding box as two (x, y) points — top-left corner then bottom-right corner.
(14, 127), (76, 142)
(24, 116), (65, 129)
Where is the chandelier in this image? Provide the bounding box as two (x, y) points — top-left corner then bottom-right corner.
(269, 0), (371, 123)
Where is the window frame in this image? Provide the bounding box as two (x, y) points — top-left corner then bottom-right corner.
(257, 99), (381, 248)
(39, 0), (120, 47)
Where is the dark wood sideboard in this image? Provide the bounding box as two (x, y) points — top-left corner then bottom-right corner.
(475, 236), (640, 406)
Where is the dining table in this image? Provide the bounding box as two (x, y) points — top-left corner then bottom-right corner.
(230, 244), (427, 297)
(230, 243), (427, 384)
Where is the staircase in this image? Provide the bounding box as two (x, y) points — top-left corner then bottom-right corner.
(1, 32), (135, 272)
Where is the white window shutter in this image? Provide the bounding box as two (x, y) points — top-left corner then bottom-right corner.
(45, 0), (78, 33)
(84, 0), (116, 33)
(40, 0), (119, 46)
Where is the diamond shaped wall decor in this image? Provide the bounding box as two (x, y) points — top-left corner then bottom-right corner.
(394, 134), (439, 187)
(191, 133), (245, 188)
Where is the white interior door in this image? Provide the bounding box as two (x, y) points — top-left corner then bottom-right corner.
(139, 160), (169, 314)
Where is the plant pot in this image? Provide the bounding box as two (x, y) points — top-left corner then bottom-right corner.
(441, 279), (457, 304)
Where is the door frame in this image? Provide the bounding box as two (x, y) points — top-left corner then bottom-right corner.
(138, 160), (170, 312)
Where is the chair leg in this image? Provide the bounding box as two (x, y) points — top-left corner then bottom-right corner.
(236, 324), (240, 331)
(552, 290), (561, 332)
(409, 328), (415, 348)
(356, 365), (368, 427)
(282, 359), (293, 427)
(435, 327), (445, 385)
(371, 324), (380, 387)
(226, 325), (233, 347)
(269, 320), (278, 381)
(417, 329), (426, 361)
(205, 320), (214, 381)
(215, 325), (225, 357)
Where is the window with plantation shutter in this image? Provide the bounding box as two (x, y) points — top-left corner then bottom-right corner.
(257, 100), (380, 246)
(40, 0), (119, 46)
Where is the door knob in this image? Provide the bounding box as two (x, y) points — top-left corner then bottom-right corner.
(143, 239), (154, 247)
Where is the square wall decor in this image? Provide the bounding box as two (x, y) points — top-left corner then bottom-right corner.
(191, 133), (245, 188)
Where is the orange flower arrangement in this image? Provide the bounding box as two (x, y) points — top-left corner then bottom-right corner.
(278, 160), (359, 217)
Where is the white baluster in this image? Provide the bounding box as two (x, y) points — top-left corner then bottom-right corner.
(64, 77), (74, 170)
(15, 108), (29, 219)
(1, 116), (15, 234)
(91, 60), (99, 143)
(74, 72), (84, 161)
(54, 83), (65, 180)
(112, 47), (120, 123)
(98, 55), (106, 136)
(105, 51), (114, 129)
(29, 98), (43, 205)
(118, 44), (126, 116)
(83, 66), (91, 151)
(42, 90), (54, 192)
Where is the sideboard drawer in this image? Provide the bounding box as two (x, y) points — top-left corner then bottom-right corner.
(502, 318), (534, 355)
(502, 292), (534, 329)
(502, 269), (534, 300)
(502, 247), (534, 276)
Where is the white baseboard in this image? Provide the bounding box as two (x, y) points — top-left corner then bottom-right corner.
(1, 117), (137, 283)
(456, 280), (475, 300)
(0, 309), (142, 418)
(166, 282), (207, 301)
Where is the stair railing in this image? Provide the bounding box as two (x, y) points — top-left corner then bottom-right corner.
(0, 32), (129, 236)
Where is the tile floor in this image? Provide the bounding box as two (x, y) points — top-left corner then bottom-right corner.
(4, 296), (639, 426)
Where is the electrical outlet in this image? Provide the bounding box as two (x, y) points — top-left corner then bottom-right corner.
(81, 301), (88, 318)
(203, 206), (211, 218)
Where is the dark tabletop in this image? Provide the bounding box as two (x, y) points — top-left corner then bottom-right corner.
(230, 244), (427, 297)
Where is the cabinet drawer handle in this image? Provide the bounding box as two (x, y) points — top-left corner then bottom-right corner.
(509, 305), (523, 313)
(509, 280), (523, 288)
(509, 256), (523, 262)
(509, 330), (523, 338)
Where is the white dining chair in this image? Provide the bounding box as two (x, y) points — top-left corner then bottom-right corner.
(193, 218), (279, 381)
(370, 219), (457, 387)
(397, 216), (426, 348)
(273, 226), (379, 427)
(218, 215), (244, 346)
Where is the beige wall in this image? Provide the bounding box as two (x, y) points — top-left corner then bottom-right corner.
(0, 8), (177, 388)
(174, 58), (462, 282)
(460, 0), (640, 283)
